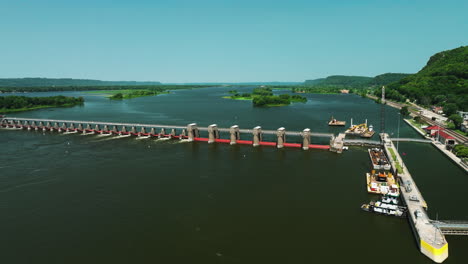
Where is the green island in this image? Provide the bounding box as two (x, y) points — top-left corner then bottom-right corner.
(84, 89), (169, 100)
(223, 88), (307, 107)
(0, 95), (84, 113)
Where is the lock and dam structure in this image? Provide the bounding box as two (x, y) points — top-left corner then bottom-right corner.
(1, 116), (467, 263)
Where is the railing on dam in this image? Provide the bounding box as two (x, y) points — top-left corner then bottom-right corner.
(431, 220), (468, 236)
(343, 139), (381, 146)
(1, 117), (334, 150)
(389, 138), (432, 143)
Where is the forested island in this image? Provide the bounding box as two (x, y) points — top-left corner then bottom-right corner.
(224, 88), (307, 107)
(108, 89), (169, 100)
(0, 95), (84, 113)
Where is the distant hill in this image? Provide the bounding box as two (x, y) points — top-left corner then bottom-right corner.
(0, 78), (161, 87)
(167, 82), (303, 86)
(383, 46), (467, 111)
(302, 78), (325, 85)
(304, 74), (409, 88)
(370, 73), (411, 86)
(304, 75), (372, 87)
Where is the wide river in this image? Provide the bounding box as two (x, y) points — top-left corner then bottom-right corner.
(1, 87), (466, 264)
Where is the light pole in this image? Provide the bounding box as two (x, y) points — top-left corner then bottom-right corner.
(397, 113), (400, 152)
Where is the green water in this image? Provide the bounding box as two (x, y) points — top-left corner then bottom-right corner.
(0, 87), (466, 263)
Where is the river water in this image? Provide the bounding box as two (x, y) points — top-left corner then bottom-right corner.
(1, 87), (466, 264)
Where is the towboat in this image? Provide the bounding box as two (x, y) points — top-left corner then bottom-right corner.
(361, 201), (407, 218)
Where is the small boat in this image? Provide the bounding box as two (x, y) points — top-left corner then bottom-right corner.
(361, 201), (407, 218)
(328, 116), (346, 126)
(381, 195), (399, 205)
(368, 148), (391, 170)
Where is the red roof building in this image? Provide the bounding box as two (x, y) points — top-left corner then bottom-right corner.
(434, 130), (455, 145)
(424, 125), (444, 136)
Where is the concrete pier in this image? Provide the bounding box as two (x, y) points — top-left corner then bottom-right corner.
(276, 127), (286, 148)
(382, 133), (448, 263)
(230, 125), (240, 145)
(207, 124), (219, 143)
(187, 123), (199, 142)
(253, 126), (262, 147)
(301, 128), (311, 150)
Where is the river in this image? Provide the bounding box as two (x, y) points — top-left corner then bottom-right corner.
(0, 87), (466, 264)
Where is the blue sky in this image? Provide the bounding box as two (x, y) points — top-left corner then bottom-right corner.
(0, 0), (466, 83)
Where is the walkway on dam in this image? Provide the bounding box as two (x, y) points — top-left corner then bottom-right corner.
(1, 116), (333, 150)
(2, 117), (334, 138)
(431, 220), (468, 236)
(382, 133), (448, 263)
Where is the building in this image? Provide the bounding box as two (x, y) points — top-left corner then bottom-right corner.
(340, 89), (349, 94)
(458, 111), (468, 121)
(434, 130), (456, 147)
(432, 106), (443, 114)
(424, 125), (445, 136)
(461, 121), (468, 133)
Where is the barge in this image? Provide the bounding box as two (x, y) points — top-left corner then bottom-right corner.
(328, 116), (346, 126)
(366, 170), (400, 197)
(368, 148), (391, 170)
(344, 119), (375, 138)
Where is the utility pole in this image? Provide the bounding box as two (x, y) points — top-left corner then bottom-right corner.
(397, 113), (400, 152)
(381, 86), (386, 146)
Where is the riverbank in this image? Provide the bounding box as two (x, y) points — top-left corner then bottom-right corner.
(366, 94), (403, 109)
(404, 119), (427, 137)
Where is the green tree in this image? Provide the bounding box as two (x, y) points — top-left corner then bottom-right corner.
(453, 144), (468, 158)
(400, 106), (410, 116)
(444, 103), (458, 116)
(111, 93), (124, 100)
(448, 114), (463, 128)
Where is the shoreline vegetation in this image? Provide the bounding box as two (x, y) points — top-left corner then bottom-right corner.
(0, 84), (217, 93)
(224, 88), (307, 107)
(0, 95), (84, 113)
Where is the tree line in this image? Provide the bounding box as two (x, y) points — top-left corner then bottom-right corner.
(0, 95), (84, 112)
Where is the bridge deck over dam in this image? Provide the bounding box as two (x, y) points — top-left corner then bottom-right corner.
(1, 117), (334, 150)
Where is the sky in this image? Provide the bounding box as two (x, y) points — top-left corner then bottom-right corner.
(0, 0), (466, 83)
